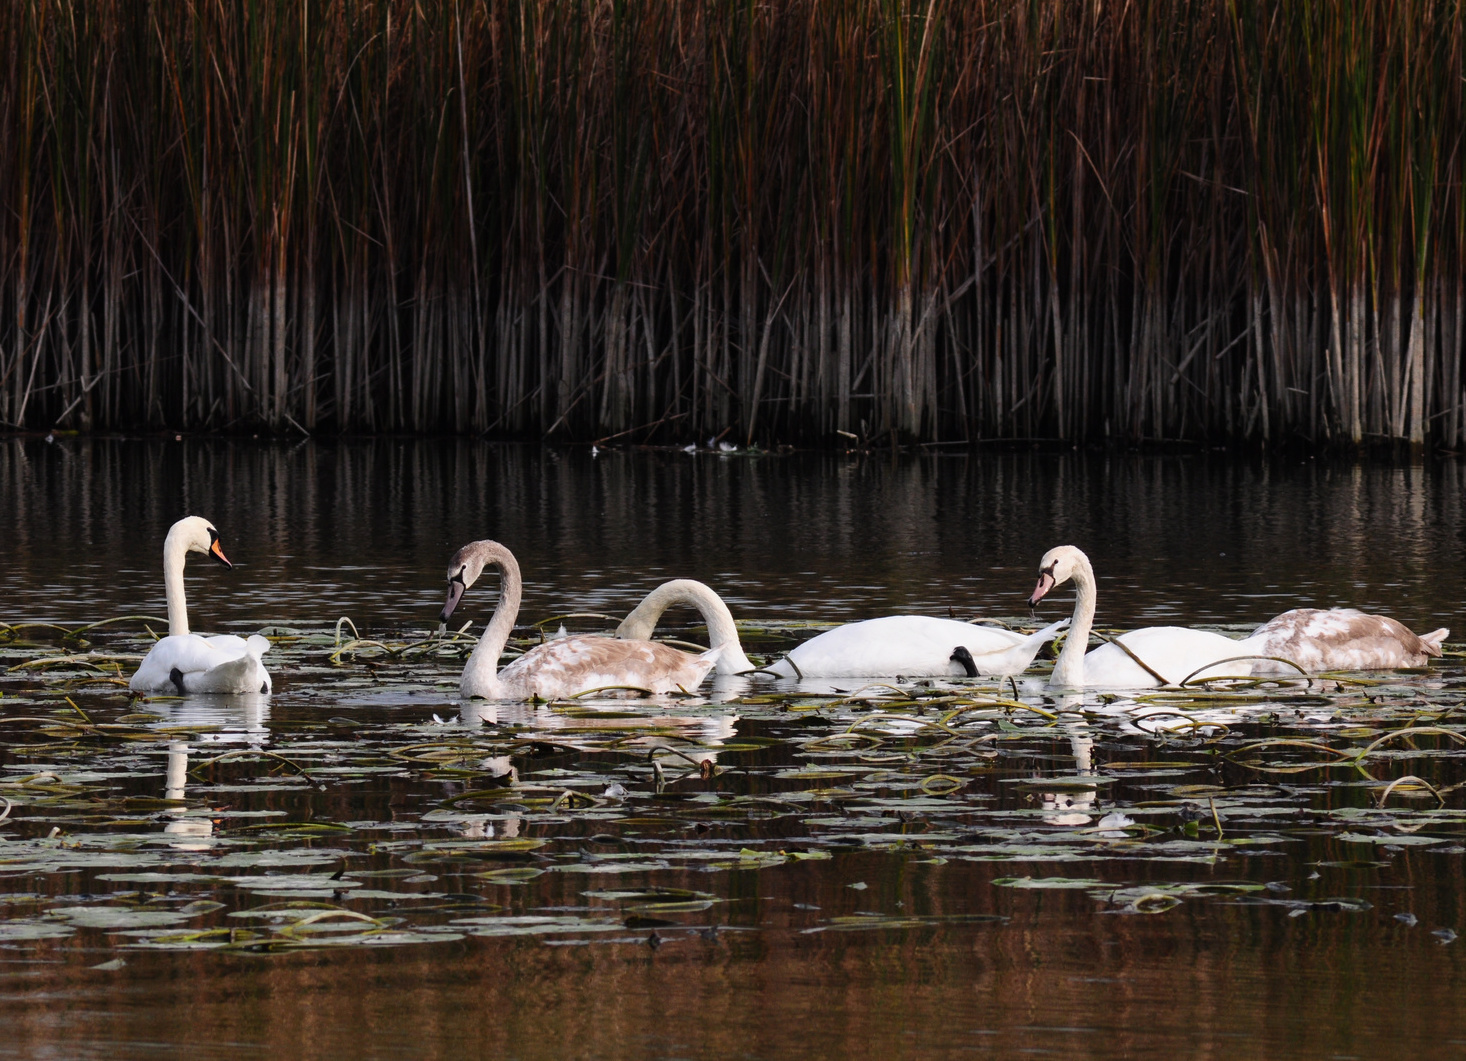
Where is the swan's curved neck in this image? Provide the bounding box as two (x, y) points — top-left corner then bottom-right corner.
(1051, 556), (1097, 686)
(461, 544), (523, 698)
(163, 529), (192, 637)
(616, 579), (755, 673)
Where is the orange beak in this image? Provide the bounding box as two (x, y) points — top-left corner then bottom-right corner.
(209, 539), (233, 569)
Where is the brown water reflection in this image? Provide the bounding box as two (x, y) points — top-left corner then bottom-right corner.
(3, 864), (1463, 1059)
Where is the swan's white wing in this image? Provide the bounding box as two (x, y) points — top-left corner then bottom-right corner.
(776, 615), (1040, 678)
(132, 634), (234, 692)
(1080, 627), (1253, 688)
(181, 653), (271, 695)
(130, 632), (272, 695)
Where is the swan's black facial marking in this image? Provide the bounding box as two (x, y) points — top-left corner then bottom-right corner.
(440, 569), (468, 623)
(261, 682), (268, 693)
(169, 667), (187, 694)
(206, 527), (233, 569)
(950, 646), (978, 677)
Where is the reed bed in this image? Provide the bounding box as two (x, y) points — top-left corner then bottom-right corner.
(0, 0), (1462, 445)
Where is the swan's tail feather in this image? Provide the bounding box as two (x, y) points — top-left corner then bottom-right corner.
(704, 639), (758, 675)
(1421, 628), (1450, 656)
(761, 657), (798, 679)
(1028, 617), (1071, 644)
(656, 643), (721, 693)
(961, 617), (1076, 678)
(246, 634), (271, 658)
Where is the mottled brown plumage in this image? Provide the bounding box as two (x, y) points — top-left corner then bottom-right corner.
(1239, 608), (1449, 674)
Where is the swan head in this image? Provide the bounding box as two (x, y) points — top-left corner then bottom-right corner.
(439, 539), (502, 622)
(167, 516), (232, 568)
(1028, 545), (1088, 606)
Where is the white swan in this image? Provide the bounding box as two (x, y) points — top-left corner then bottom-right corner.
(440, 541), (729, 700)
(1237, 608), (1449, 674)
(759, 614), (1069, 679)
(129, 517), (272, 695)
(1028, 545), (1252, 688)
(615, 579), (758, 674)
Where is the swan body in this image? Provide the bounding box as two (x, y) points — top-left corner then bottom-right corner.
(615, 579), (757, 674)
(762, 614), (1070, 679)
(442, 541), (724, 700)
(1029, 545), (1252, 689)
(129, 517), (273, 695)
(1237, 608), (1449, 674)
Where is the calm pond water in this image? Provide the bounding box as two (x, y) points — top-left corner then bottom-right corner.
(2, 437), (1465, 1059)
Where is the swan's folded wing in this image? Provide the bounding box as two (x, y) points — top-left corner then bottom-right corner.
(131, 634), (234, 692)
(129, 649), (176, 693)
(786, 615), (1052, 677)
(130, 632), (272, 694)
(181, 652), (270, 694)
(203, 633), (253, 655)
(1107, 627), (1253, 686)
(503, 635), (713, 698)
(783, 616), (980, 677)
(1243, 608), (1448, 672)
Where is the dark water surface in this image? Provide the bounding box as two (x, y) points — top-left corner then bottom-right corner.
(2, 438), (1465, 1059)
(5, 437), (1464, 628)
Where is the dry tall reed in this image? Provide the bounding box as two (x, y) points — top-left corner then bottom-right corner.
(1, 1), (1462, 445)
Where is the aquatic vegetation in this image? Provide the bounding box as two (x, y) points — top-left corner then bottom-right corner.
(0, 612), (1462, 961)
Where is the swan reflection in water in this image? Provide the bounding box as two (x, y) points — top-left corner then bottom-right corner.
(153, 691), (272, 738)
(451, 812), (523, 840)
(449, 691), (737, 815)
(456, 675), (744, 767)
(1022, 695), (1132, 832)
(1040, 723), (1099, 827)
(158, 692), (271, 850)
(162, 742), (214, 849)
